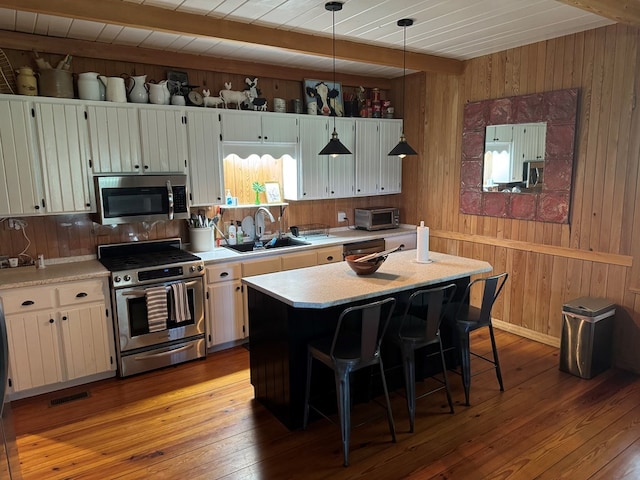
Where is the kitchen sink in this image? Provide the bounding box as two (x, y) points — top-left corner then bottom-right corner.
(223, 237), (310, 253)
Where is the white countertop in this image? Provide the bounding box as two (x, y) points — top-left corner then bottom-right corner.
(193, 225), (416, 264)
(242, 250), (492, 309)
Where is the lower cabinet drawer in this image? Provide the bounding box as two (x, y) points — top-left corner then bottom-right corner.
(206, 264), (242, 284)
(0, 287), (55, 314)
(57, 279), (105, 306)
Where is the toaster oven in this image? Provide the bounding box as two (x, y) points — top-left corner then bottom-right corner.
(354, 207), (399, 231)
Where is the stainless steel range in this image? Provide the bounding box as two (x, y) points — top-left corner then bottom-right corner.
(98, 238), (206, 377)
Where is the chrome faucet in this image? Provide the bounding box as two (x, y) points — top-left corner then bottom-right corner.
(254, 206), (275, 244)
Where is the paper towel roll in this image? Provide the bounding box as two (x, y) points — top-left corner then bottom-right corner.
(416, 221), (430, 263)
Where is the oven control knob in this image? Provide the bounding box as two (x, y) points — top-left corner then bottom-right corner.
(114, 276), (121, 283)
(189, 266), (196, 273)
(197, 265), (204, 272)
(124, 275), (131, 281)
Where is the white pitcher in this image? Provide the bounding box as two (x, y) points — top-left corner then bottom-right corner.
(99, 76), (127, 103)
(127, 74), (148, 103)
(77, 72), (102, 101)
(148, 80), (170, 105)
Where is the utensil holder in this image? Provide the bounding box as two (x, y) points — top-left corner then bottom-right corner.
(190, 227), (212, 252)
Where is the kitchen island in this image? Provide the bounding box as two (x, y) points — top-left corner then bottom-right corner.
(243, 250), (492, 429)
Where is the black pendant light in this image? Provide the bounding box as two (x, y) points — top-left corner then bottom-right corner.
(319, 1), (352, 157)
(388, 18), (417, 158)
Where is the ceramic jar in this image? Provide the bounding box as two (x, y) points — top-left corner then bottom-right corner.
(38, 69), (73, 99)
(16, 67), (38, 96)
(77, 72), (103, 101)
(98, 76), (127, 103)
(127, 74), (149, 103)
(148, 80), (171, 105)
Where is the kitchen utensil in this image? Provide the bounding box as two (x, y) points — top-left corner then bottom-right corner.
(345, 254), (385, 275)
(148, 80), (170, 105)
(242, 216), (255, 240)
(353, 246), (401, 263)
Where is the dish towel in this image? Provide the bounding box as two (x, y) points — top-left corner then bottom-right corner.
(146, 286), (168, 332)
(170, 282), (191, 323)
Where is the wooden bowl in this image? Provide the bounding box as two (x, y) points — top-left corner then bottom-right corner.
(345, 254), (386, 275)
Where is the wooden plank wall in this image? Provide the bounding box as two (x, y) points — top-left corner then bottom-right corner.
(401, 24), (640, 373)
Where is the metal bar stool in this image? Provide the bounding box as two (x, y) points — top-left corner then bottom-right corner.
(450, 272), (508, 406)
(303, 297), (397, 467)
(391, 284), (457, 432)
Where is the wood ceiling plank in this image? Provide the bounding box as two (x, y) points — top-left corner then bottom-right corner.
(556, 0), (640, 27)
(0, 0), (463, 74)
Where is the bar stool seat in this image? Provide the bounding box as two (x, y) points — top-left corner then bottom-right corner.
(303, 297), (397, 467)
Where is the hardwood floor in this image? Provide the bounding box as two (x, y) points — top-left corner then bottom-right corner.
(11, 330), (640, 479)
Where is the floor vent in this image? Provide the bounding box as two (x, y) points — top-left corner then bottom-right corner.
(49, 391), (90, 407)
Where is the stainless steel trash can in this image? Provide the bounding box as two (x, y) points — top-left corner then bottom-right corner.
(559, 297), (615, 379)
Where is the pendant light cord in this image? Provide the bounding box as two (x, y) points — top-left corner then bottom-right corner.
(332, 6), (337, 131)
(401, 23), (406, 135)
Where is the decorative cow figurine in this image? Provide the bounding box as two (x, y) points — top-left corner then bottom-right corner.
(306, 81), (344, 116)
(202, 89), (225, 108)
(243, 77), (268, 111)
(219, 82), (251, 109)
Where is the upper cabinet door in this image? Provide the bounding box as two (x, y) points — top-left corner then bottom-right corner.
(219, 111), (261, 142)
(86, 104), (142, 173)
(186, 109), (223, 206)
(379, 120), (402, 194)
(261, 114), (298, 143)
(0, 98), (41, 215)
(220, 111), (298, 143)
(328, 118), (355, 198)
(33, 101), (93, 213)
(138, 107), (188, 173)
(296, 116), (329, 199)
(354, 120), (380, 196)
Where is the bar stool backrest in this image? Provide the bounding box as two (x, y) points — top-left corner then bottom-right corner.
(462, 272), (508, 324)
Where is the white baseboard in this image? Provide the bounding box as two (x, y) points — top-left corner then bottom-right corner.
(492, 319), (561, 348)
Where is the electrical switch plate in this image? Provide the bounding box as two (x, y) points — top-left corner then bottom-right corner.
(338, 211), (347, 222)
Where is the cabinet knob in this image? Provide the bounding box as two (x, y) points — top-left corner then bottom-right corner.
(62, 316), (68, 321)
(327, 256), (334, 261)
(49, 318), (54, 324)
(76, 292), (88, 298)
(220, 272), (229, 278)
(21, 300), (35, 306)
(134, 165), (140, 169)
(34, 205), (40, 210)
(144, 165), (149, 170)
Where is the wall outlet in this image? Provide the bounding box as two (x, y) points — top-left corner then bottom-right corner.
(337, 211), (347, 222)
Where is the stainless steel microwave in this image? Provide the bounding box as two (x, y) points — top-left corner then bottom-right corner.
(354, 207), (400, 231)
(95, 174), (189, 225)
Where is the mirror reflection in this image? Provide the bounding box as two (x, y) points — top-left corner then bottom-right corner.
(483, 122), (546, 193)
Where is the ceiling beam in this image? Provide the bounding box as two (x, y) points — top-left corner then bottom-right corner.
(0, 0), (464, 75)
(556, 0), (640, 27)
(0, 30), (391, 89)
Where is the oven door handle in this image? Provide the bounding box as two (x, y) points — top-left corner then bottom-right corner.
(167, 180), (174, 220)
(134, 343), (194, 360)
(121, 279), (201, 298)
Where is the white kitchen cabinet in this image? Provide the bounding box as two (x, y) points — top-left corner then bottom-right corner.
(220, 111), (298, 143)
(1, 278), (115, 395)
(316, 245), (344, 264)
(0, 97), (42, 216)
(33, 101), (94, 213)
(138, 107), (188, 173)
(385, 232), (417, 251)
(206, 263), (245, 347)
(328, 118), (355, 198)
(355, 119), (403, 196)
(486, 125), (513, 143)
(86, 103), (142, 173)
(186, 109), (224, 205)
(511, 123), (546, 182)
(284, 115), (329, 200)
